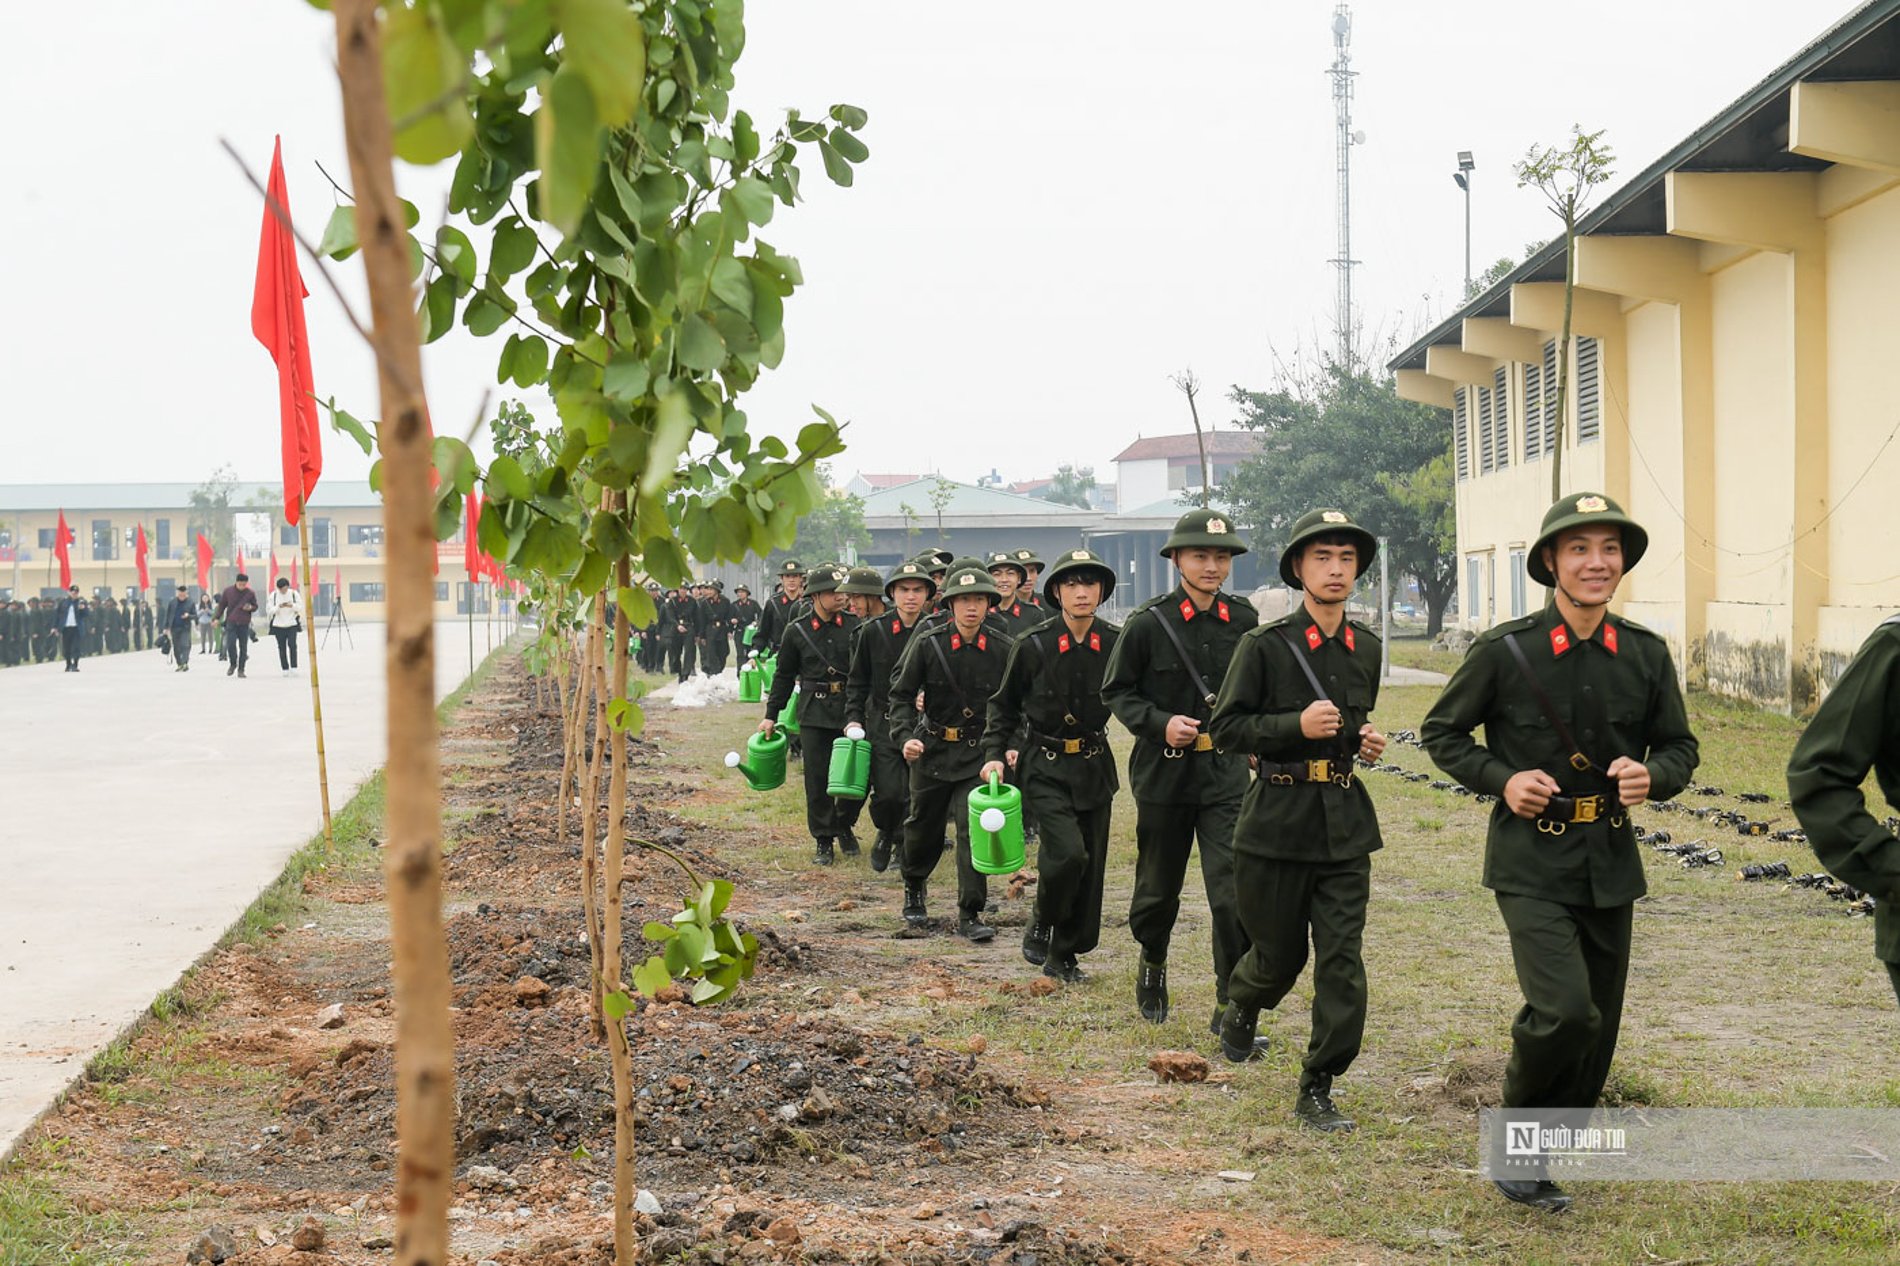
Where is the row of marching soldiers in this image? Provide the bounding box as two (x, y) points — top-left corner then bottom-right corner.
(748, 508), (1386, 1134)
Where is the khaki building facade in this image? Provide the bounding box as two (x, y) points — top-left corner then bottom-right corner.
(1392, 0), (1900, 713)
(0, 482), (505, 622)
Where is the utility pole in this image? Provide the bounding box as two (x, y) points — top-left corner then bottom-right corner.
(1454, 151), (1475, 293)
(1328, 4), (1363, 370)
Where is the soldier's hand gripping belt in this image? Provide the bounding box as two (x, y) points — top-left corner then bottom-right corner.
(1255, 627), (1359, 788)
(1502, 632), (1625, 834)
(1151, 608), (1220, 759)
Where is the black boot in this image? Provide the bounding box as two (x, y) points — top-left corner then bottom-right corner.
(902, 881), (928, 927)
(1042, 953), (1084, 984)
(1136, 960), (1169, 1023)
(1294, 1074), (1355, 1133)
(812, 837), (835, 866)
(1492, 1180), (1571, 1212)
(957, 913), (996, 942)
(1021, 918), (1050, 966)
(838, 830), (861, 858)
(869, 831), (894, 873)
(1218, 1003), (1266, 1063)
(1211, 1002), (1272, 1053)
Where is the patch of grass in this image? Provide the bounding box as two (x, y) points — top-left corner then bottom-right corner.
(0, 1143), (135, 1266)
(1387, 633), (1465, 678)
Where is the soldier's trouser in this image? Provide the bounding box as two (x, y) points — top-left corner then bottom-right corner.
(1025, 776), (1111, 961)
(899, 769), (987, 919)
(667, 634), (685, 677)
(799, 724), (845, 841)
(1128, 796), (1248, 1003)
(1494, 894), (1632, 1109)
(867, 739), (910, 836)
(1228, 853), (1370, 1082)
(1887, 961), (1900, 1010)
(708, 632), (728, 673)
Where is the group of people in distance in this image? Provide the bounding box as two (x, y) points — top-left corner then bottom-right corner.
(729, 492), (1900, 1215)
(0, 588), (157, 668)
(0, 573), (309, 679)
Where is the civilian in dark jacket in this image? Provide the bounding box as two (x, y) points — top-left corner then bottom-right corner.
(167, 589), (196, 671)
(53, 586), (87, 672)
(216, 574), (259, 678)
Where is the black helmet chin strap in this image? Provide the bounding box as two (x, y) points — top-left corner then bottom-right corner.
(1555, 578), (1614, 610)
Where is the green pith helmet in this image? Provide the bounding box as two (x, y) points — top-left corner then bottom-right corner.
(938, 561), (1001, 604)
(1278, 508), (1378, 588)
(1041, 547), (1117, 605)
(884, 559), (939, 600)
(1161, 507), (1250, 558)
(925, 548), (955, 569)
(803, 564), (849, 596)
(840, 566), (885, 597)
(1527, 491), (1649, 587)
(776, 558), (807, 577)
(1012, 547), (1044, 572)
(985, 551), (1029, 583)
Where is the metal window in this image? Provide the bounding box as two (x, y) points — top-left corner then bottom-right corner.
(1465, 554), (1483, 625)
(1509, 550), (1527, 617)
(1577, 336), (1602, 442)
(348, 582), (384, 603)
(156, 519), (171, 561)
(1453, 388), (1470, 481)
(91, 519), (115, 561)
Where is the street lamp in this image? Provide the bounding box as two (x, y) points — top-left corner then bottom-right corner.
(1452, 151), (1475, 294)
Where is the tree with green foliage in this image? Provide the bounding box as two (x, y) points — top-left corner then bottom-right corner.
(1515, 125), (1615, 501)
(1037, 463), (1096, 510)
(1221, 364), (1456, 635)
(187, 466), (239, 562)
(927, 475), (956, 540)
(300, 2), (869, 1259)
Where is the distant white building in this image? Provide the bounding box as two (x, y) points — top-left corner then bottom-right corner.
(1113, 432), (1262, 509)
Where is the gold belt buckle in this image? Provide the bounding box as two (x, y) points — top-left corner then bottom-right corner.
(1061, 737), (1083, 755)
(1306, 759), (1332, 782)
(942, 725), (960, 742)
(1192, 733), (1214, 752)
(1572, 795), (1601, 824)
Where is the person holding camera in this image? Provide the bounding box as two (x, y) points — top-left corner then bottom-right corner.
(267, 576), (304, 676)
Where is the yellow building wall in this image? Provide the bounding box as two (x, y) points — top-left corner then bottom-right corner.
(1703, 250), (1797, 699)
(1618, 300), (1688, 660)
(1818, 182), (1900, 685)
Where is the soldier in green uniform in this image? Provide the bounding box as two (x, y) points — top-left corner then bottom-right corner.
(983, 549), (1121, 982)
(847, 560), (935, 873)
(702, 580), (735, 674)
(840, 567), (888, 621)
(1420, 492), (1699, 1212)
(761, 565), (862, 864)
(1788, 620), (1900, 1006)
(889, 563), (1014, 940)
(1208, 508), (1387, 1133)
(1014, 548), (1046, 610)
(985, 552), (1037, 634)
(753, 560), (805, 659)
(1102, 508), (1259, 1030)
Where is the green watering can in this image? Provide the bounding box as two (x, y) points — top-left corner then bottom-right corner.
(738, 662), (763, 703)
(968, 770), (1025, 875)
(827, 725), (872, 799)
(741, 625), (756, 649)
(725, 730), (788, 791)
(781, 685), (800, 735)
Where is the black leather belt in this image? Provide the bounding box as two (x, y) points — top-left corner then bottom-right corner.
(1034, 730), (1107, 759)
(802, 679), (844, 695)
(924, 717), (981, 744)
(1259, 758), (1355, 788)
(1535, 793), (1627, 834)
(1162, 732), (1219, 760)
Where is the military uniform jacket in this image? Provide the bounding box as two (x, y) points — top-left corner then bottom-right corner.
(1209, 607), (1383, 862)
(732, 598), (761, 638)
(988, 597), (1037, 636)
(755, 592), (795, 650)
(887, 621), (1014, 782)
(1103, 586), (1258, 805)
(1788, 618), (1900, 962)
(1420, 605), (1699, 907)
(845, 613), (919, 742)
(767, 609), (859, 730)
(984, 616), (1122, 810)
(703, 595), (734, 636)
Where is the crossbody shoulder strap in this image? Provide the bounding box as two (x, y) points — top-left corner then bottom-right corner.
(1501, 632), (1597, 773)
(1151, 607), (1219, 709)
(1274, 627), (1331, 702)
(924, 633), (974, 714)
(791, 619), (843, 677)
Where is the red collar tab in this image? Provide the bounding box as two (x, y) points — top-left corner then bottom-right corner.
(1343, 624), (1355, 652)
(810, 617), (822, 630)
(950, 632), (961, 651)
(1058, 633), (1072, 653)
(1008, 602), (1021, 616)
(977, 633), (988, 652)
(1601, 622), (1619, 655)
(1089, 631), (1101, 653)
(1550, 625), (1573, 658)
(891, 618), (903, 634)
(1216, 600), (1230, 622)
(1178, 598), (1196, 622)
(1305, 624), (1323, 651)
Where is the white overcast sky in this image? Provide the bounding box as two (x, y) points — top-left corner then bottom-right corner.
(0, 1), (1835, 494)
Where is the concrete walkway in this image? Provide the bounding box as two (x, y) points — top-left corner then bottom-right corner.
(0, 621), (493, 1162)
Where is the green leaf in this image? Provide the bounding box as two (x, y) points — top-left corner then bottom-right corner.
(508, 334), (550, 387)
(724, 176), (775, 228)
(491, 215), (539, 279)
(488, 454), (534, 502)
(818, 139), (855, 187)
(433, 493), (463, 541)
(573, 549), (611, 596)
(708, 257), (753, 312)
(677, 313), (726, 372)
(602, 352), (650, 402)
(641, 920), (678, 943)
(732, 111), (760, 166)
(432, 435), (478, 493)
(707, 878), (734, 918)
(828, 126), (869, 164)
(605, 697), (642, 732)
(632, 957), (673, 998)
(662, 936), (691, 975)
(535, 66), (601, 237)
(383, 3), (475, 165)
(643, 389), (696, 493)
(674, 923), (710, 968)
(551, 0), (646, 127)
(317, 205), (359, 260)
(322, 398), (375, 457)
(434, 225), (477, 287)
(829, 103), (869, 130)
(616, 585), (657, 627)
(691, 977), (729, 1004)
(602, 989), (634, 1020)
(421, 274), (457, 344)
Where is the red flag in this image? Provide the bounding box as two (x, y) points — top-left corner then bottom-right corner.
(252, 136), (323, 526)
(464, 492), (482, 581)
(53, 510), (74, 589)
(133, 524), (151, 590)
(270, 553), (281, 588)
(236, 549), (248, 579)
(195, 533), (214, 591)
